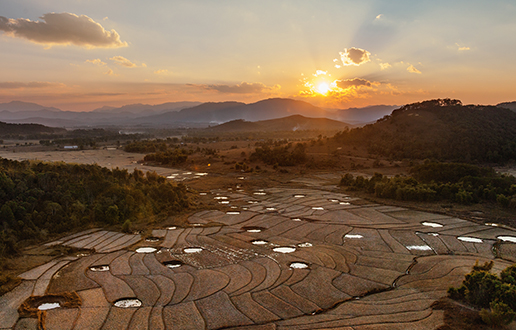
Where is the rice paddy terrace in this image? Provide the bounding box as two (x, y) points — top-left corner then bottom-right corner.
(1, 185), (515, 329)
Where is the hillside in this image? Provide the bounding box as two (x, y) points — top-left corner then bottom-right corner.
(130, 98), (333, 126)
(0, 121), (66, 137)
(333, 99), (516, 162)
(335, 104), (398, 125)
(206, 114), (351, 132)
(498, 101), (516, 112)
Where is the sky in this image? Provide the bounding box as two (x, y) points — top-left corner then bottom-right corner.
(1, 0), (515, 111)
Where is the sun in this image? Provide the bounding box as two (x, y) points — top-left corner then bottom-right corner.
(315, 82), (331, 95)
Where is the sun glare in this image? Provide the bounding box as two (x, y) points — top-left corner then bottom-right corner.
(316, 82), (331, 95)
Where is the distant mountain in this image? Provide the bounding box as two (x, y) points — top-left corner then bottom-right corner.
(334, 105), (399, 125)
(91, 101), (202, 114)
(0, 101), (61, 112)
(0, 121), (66, 136)
(333, 99), (516, 162)
(0, 101), (202, 127)
(497, 101), (516, 112)
(207, 115), (351, 132)
(130, 98), (333, 126)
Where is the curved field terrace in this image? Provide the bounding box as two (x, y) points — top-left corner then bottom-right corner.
(1, 187), (515, 329)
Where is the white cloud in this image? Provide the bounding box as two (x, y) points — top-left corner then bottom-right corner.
(379, 62), (392, 70)
(85, 58), (106, 66)
(110, 56), (145, 68)
(0, 13), (127, 48)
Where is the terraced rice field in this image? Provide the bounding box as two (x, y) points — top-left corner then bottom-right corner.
(1, 187), (515, 329)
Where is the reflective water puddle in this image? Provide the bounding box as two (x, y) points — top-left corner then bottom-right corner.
(458, 236), (483, 243)
(297, 242), (313, 248)
(251, 240), (268, 245)
(421, 222), (443, 228)
(406, 245), (432, 251)
(183, 247), (203, 253)
(38, 302), (60, 310)
(163, 260), (183, 268)
(345, 234), (363, 239)
(89, 265), (110, 272)
(136, 247), (157, 253)
(497, 236), (516, 243)
(273, 246), (296, 253)
(243, 226), (264, 233)
(114, 298), (142, 308)
(289, 262), (309, 269)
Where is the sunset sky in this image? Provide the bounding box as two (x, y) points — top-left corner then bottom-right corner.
(1, 0), (515, 111)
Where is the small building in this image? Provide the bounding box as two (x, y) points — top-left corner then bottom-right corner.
(64, 145), (78, 149)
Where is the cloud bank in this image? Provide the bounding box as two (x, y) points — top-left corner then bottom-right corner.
(196, 82), (278, 94)
(336, 78), (373, 89)
(0, 13), (127, 48)
(0, 81), (65, 89)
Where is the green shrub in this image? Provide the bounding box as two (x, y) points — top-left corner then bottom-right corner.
(449, 261), (516, 326)
(480, 301), (516, 326)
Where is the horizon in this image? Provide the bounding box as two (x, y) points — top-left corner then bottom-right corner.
(1, 1), (515, 111)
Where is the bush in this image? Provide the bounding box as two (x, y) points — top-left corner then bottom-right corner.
(449, 261), (516, 326)
(480, 301), (516, 326)
(121, 219), (132, 233)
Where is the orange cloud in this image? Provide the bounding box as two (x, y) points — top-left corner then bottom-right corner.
(379, 62), (392, 70)
(85, 58), (106, 66)
(110, 56), (145, 68)
(154, 69), (171, 75)
(407, 64), (421, 74)
(194, 82), (279, 94)
(337, 47), (371, 66)
(0, 81), (65, 89)
(0, 13), (127, 48)
(336, 78), (374, 89)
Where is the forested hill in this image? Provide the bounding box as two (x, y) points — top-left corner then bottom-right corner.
(332, 99), (516, 163)
(0, 121), (66, 137)
(0, 158), (189, 257)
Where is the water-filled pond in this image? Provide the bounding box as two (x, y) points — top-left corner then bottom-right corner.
(273, 246), (296, 253)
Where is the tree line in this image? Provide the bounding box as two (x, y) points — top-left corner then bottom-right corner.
(0, 158), (189, 257)
(340, 162), (516, 207)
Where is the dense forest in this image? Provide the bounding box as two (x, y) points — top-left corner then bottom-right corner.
(250, 141), (308, 166)
(0, 158), (189, 257)
(332, 99), (516, 163)
(340, 162), (516, 207)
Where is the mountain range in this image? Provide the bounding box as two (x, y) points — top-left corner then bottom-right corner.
(0, 98), (513, 129)
(0, 99), (394, 128)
